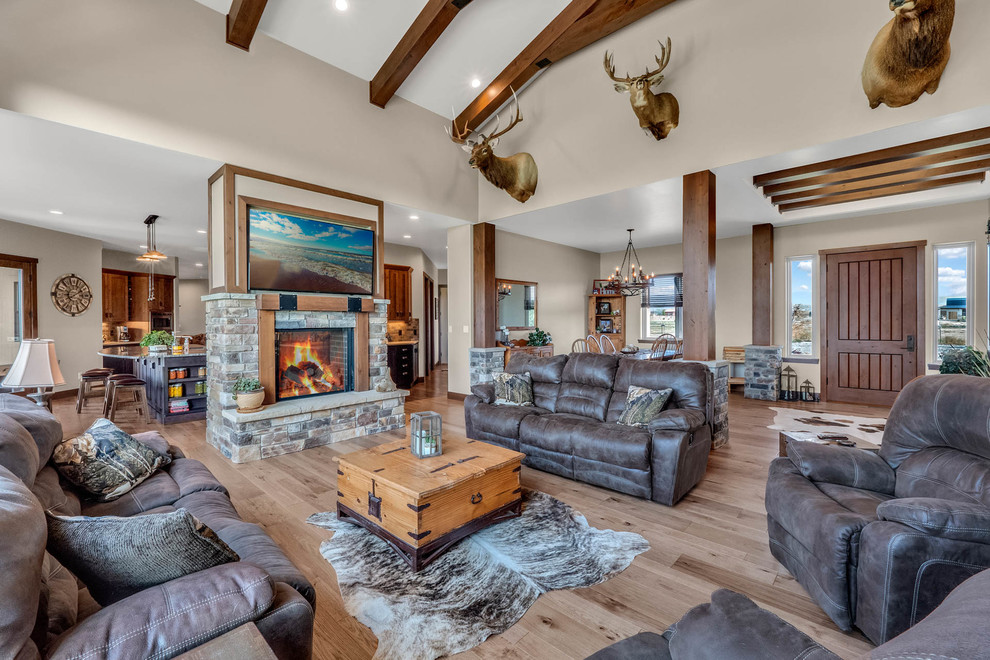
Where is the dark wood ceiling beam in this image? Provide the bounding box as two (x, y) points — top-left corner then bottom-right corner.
(754, 126), (990, 188)
(770, 158), (990, 205)
(370, 0), (470, 109)
(761, 142), (990, 196)
(226, 0), (269, 51)
(454, 0), (677, 134)
(778, 172), (986, 213)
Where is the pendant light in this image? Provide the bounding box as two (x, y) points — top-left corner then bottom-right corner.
(137, 215), (167, 262)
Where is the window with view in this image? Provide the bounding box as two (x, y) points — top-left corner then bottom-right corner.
(786, 256), (815, 357)
(934, 242), (973, 360)
(641, 274), (683, 339)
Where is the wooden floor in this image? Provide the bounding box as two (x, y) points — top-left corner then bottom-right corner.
(54, 365), (884, 659)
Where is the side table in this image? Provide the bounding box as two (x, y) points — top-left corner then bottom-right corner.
(778, 429), (880, 458)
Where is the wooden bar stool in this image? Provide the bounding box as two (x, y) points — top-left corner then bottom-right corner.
(103, 374), (137, 417)
(107, 378), (150, 425)
(75, 368), (112, 413)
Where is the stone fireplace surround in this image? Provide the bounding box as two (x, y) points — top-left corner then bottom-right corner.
(204, 293), (407, 462)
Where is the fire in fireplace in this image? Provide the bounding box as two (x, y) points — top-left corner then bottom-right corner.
(275, 328), (354, 401)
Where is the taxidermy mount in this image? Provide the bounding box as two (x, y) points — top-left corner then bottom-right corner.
(862, 0), (955, 109)
(604, 37), (680, 140)
(446, 90), (538, 204)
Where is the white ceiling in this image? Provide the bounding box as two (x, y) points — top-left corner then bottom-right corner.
(192, 0), (569, 119)
(495, 105), (990, 254)
(383, 202), (466, 269)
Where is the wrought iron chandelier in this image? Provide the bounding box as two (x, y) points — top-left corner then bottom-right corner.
(497, 282), (512, 302)
(607, 229), (655, 297)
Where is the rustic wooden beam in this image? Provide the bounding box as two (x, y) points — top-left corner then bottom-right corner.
(454, 0), (677, 134)
(370, 0), (470, 109)
(682, 171), (717, 361)
(754, 126), (990, 188)
(751, 224), (773, 346)
(778, 172), (986, 213)
(226, 0), (269, 51)
(473, 222), (496, 348)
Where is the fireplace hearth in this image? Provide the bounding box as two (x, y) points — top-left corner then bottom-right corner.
(276, 328), (354, 401)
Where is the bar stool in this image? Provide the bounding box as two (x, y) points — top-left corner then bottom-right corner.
(107, 378), (150, 425)
(103, 374), (138, 417)
(75, 368), (112, 413)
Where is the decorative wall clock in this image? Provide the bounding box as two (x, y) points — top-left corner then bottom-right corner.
(51, 273), (93, 317)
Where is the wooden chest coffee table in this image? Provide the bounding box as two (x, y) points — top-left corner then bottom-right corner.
(778, 429), (881, 457)
(335, 435), (524, 571)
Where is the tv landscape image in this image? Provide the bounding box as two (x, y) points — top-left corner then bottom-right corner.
(248, 207), (374, 295)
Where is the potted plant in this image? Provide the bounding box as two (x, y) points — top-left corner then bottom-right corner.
(527, 327), (552, 347)
(140, 330), (174, 352)
(232, 377), (265, 412)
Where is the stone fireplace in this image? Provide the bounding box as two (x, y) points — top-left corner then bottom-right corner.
(203, 293), (407, 462)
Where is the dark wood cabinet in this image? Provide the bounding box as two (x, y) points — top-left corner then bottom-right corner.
(134, 353), (207, 424)
(128, 273), (174, 320)
(384, 264), (412, 321)
(387, 343), (418, 390)
(102, 271), (129, 323)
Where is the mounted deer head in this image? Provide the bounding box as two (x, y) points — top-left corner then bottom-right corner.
(446, 90), (538, 204)
(604, 37), (680, 141)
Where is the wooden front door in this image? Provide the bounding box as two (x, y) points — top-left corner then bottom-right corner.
(822, 242), (925, 406)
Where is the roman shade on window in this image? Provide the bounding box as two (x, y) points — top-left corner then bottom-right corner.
(642, 274), (683, 309)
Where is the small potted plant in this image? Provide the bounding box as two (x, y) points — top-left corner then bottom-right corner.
(140, 330), (174, 353)
(527, 327), (552, 347)
(232, 377), (265, 412)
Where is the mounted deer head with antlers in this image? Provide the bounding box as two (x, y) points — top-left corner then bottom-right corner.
(604, 37), (680, 141)
(446, 90), (538, 204)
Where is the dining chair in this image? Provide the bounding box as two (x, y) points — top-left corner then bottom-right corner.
(599, 335), (618, 354)
(571, 338), (590, 353)
(586, 335), (603, 354)
(650, 334), (675, 360)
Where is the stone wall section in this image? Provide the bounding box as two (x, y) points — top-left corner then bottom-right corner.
(469, 347), (505, 387)
(745, 345), (783, 401)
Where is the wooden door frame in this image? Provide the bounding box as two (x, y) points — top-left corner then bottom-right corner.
(423, 273), (435, 375)
(818, 240), (926, 403)
(0, 253), (39, 340)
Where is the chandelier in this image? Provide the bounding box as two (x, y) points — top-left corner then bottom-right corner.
(607, 229), (654, 297)
(137, 215), (167, 263)
(497, 282), (512, 302)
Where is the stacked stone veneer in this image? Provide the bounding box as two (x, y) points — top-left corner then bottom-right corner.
(744, 345), (783, 401)
(469, 347), (505, 387)
(203, 293), (406, 463)
(679, 359), (730, 450)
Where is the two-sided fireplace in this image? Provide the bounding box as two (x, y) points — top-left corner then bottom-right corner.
(275, 328), (354, 401)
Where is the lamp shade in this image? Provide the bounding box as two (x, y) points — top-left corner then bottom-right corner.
(2, 339), (66, 388)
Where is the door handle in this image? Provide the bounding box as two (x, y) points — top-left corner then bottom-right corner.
(905, 335), (915, 353)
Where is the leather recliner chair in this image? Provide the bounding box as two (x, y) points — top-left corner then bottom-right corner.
(765, 374), (990, 645)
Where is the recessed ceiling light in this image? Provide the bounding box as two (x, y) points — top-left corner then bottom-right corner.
(197, 230), (207, 234)
(140, 245), (148, 249)
(48, 209), (63, 215)
(403, 235), (412, 239)
(409, 215), (419, 220)
(195, 263), (204, 267)
(470, 78), (481, 89)
(334, 0), (348, 10)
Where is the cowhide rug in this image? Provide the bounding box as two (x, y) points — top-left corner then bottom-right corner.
(307, 489), (649, 660)
(769, 406), (887, 443)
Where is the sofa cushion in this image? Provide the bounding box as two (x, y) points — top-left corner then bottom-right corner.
(585, 632), (671, 660)
(617, 386), (673, 428)
(0, 412), (40, 487)
(216, 521), (316, 607)
(47, 508), (239, 606)
(173, 490), (243, 532)
(30, 467), (81, 516)
(470, 401), (548, 440)
(519, 413), (600, 455)
(507, 354), (568, 411)
(816, 483), (894, 519)
(0, 394), (63, 466)
(570, 423), (652, 471)
(493, 372), (535, 407)
(52, 418), (171, 502)
(895, 446), (990, 506)
(877, 497), (990, 543)
(131, 429), (175, 459)
(40, 553), (78, 640)
(470, 382), (495, 404)
(0, 465), (46, 660)
(167, 458), (229, 498)
(608, 360), (709, 423)
(80, 470), (181, 517)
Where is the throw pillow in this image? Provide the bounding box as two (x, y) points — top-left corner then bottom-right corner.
(52, 418), (170, 501)
(46, 508), (239, 606)
(494, 372), (534, 407)
(618, 386), (673, 428)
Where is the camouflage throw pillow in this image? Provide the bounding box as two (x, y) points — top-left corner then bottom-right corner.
(494, 372), (535, 407)
(618, 386), (673, 428)
(52, 418), (171, 502)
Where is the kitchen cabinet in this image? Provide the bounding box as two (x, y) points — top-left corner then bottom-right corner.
(384, 264), (412, 321)
(387, 343), (418, 390)
(129, 273), (174, 320)
(102, 271), (129, 323)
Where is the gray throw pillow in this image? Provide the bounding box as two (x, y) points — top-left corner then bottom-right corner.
(618, 386), (673, 428)
(51, 418), (170, 501)
(494, 372), (534, 407)
(46, 508), (239, 606)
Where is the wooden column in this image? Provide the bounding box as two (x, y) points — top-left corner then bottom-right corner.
(682, 171), (717, 361)
(473, 222), (496, 348)
(752, 223), (774, 346)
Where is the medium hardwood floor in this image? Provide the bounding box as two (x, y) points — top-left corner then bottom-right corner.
(54, 366), (883, 659)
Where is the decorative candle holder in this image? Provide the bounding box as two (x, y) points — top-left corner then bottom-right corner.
(410, 411), (443, 459)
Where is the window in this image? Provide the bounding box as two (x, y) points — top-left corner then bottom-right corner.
(786, 256), (815, 357)
(934, 242), (973, 360)
(641, 274), (683, 339)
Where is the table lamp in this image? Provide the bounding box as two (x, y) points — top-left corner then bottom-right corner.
(1, 339), (66, 406)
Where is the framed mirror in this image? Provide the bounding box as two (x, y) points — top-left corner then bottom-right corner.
(497, 279), (537, 330)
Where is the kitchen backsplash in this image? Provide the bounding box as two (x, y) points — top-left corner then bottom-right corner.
(387, 319), (419, 342)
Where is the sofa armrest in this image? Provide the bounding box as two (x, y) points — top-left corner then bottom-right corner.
(254, 582), (314, 660)
(787, 441), (895, 494)
(470, 382), (496, 404)
(648, 408), (706, 433)
(877, 498), (990, 543)
(46, 563), (275, 660)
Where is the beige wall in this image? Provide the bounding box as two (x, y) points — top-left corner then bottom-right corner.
(0, 218), (104, 392)
(383, 243), (439, 377)
(478, 0), (990, 221)
(177, 279), (209, 335)
(0, 0), (477, 222)
(496, 229), (600, 348)
(447, 225), (473, 395)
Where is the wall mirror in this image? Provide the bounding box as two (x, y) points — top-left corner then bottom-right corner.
(497, 279), (537, 330)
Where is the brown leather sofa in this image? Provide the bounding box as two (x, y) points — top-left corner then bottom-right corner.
(0, 394), (315, 659)
(465, 353), (712, 506)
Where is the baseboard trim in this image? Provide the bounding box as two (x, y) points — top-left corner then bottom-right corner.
(446, 392), (467, 401)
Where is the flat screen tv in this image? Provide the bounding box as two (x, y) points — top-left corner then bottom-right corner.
(247, 204), (375, 296)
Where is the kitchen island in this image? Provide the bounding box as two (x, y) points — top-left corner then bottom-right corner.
(98, 346), (207, 424)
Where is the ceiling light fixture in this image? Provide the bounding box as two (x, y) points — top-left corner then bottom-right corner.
(195, 263), (204, 267)
(197, 229), (207, 234)
(48, 209), (64, 215)
(403, 234), (412, 239)
(334, 0), (348, 11)
(409, 215), (419, 220)
(470, 78), (481, 89)
(137, 215), (167, 263)
(607, 229), (655, 297)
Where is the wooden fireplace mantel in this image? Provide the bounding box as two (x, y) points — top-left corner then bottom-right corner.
(256, 294), (376, 313)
